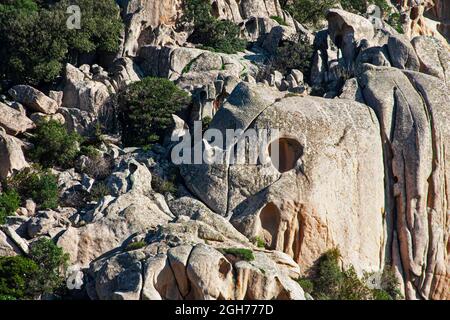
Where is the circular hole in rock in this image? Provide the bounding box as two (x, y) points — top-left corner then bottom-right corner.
(268, 138), (303, 173)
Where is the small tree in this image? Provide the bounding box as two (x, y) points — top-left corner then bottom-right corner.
(0, 190), (21, 224)
(273, 34), (314, 78)
(0, 256), (39, 300)
(286, 0), (338, 28)
(118, 77), (191, 147)
(8, 167), (59, 210)
(28, 238), (69, 296)
(183, 0), (247, 54)
(29, 120), (82, 169)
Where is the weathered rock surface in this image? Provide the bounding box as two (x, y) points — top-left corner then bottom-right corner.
(0, 102), (35, 135)
(358, 65), (450, 300)
(86, 202), (306, 300)
(0, 128), (29, 180)
(8, 85), (58, 114)
(182, 83), (386, 276)
(57, 161), (173, 267)
(411, 35), (450, 83)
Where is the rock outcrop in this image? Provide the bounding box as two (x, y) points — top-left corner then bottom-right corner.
(0, 102), (35, 135)
(86, 202), (306, 300)
(0, 128), (29, 180)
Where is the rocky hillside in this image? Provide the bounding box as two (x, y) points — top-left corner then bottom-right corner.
(0, 0), (448, 300)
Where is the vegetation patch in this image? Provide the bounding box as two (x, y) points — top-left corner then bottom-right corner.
(221, 248), (255, 262)
(0, 190), (21, 224)
(270, 15), (287, 26)
(183, 0), (247, 54)
(296, 248), (403, 300)
(0, 0), (123, 87)
(125, 241), (147, 252)
(29, 120), (82, 169)
(118, 77), (191, 147)
(7, 166), (59, 210)
(0, 238), (68, 300)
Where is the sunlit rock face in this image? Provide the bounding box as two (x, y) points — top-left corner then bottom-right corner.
(181, 83), (387, 277)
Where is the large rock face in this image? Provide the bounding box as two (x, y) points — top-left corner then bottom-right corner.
(8, 85), (58, 115)
(181, 83), (386, 275)
(0, 102), (35, 135)
(358, 65), (450, 300)
(0, 129), (29, 180)
(86, 202), (306, 300)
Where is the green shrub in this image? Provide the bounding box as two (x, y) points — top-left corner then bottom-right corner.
(28, 238), (69, 296)
(29, 120), (82, 169)
(0, 256), (39, 300)
(286, 0), (338, 28)
(0, 239), (68, 300)
(8, 167), (59, 210)
(88, 181), (110, 202)
(273, 34), (314, 78)
(301, 248), (402, 300)
(0, 0), (123, 86)
(252, 236), (266, 248)
(183, 0), (247, 54)
(297, 278), (314, 294)
(270, 15), (287, 26)
(125, 241), (147, 251)
(0, 190), (21, 224)
(202, 116), (212, 132)
(118, 77), (191, 147)
(222, 248), (255, 261)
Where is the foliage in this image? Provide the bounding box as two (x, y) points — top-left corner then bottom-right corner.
(183, 0), (247, 54)
(28, 238), (69, 296)
(252, 236), (266, 248)
(297, 248), (402, 300)
(118, 77), (191, 147)
(0, 190), (21, 224)
(125, 241), (147, 252)
(386, 12), (403, 33)
(273, 34), (314, 78)
(222, 248), (255, 262)
(0, 256), (39, 300)
(88, 181), (110, 202)
(270, 15), (287, 26)
(57, 0), (123, 54)
(151, 175), (178, 195)
(0, 238), (68, 299)
(297, 278), (314, 294)
(286, 0), (338, 28)
(202, 116), (212, 132)
(0, 0), (123, 86)
(29, 120), (82, 169)
(8, 167), (59, 210)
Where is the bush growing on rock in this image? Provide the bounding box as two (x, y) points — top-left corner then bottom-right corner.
(273, 34), (314, 78)
(0, 190), (21, 224)
(286, 0), (338, 28)
(0, 256), (39, 300)
(29, 120), (82, 169)
(183, 0), (247, 54)
(7, 167), (59, 210)
(297, 248), (402, 300)
(28, 238), (69, 296)
(0, 0), (123, 86)
(0, 238), (68, 300)
(221, 248), (255, 262)
(118, 77), (191, 147)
